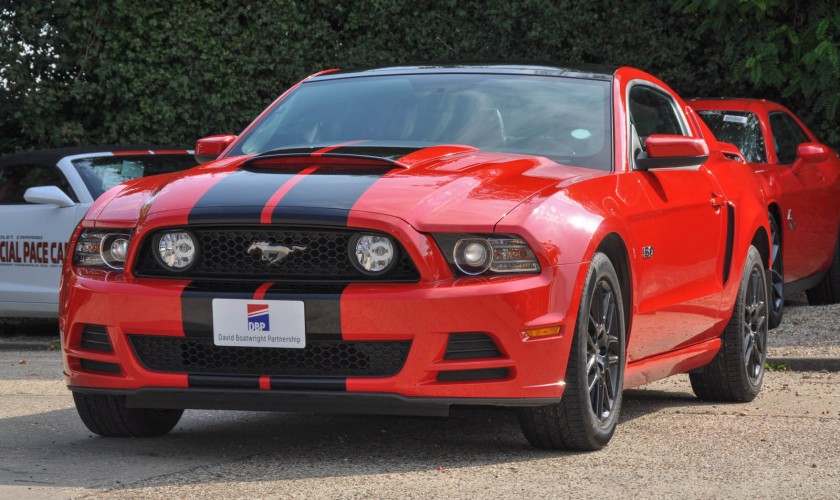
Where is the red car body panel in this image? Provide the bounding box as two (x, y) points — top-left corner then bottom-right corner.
(691, 98), (840, 285)
(59, 66), (770, 412)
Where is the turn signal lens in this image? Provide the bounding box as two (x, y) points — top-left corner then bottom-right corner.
(523, 326), (562, 338)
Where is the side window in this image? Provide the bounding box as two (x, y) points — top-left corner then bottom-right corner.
(629, 85), (686, 148)
(769, 112), (808, 164)
(0, 164), (76, 205)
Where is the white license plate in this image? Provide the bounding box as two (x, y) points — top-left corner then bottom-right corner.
(212, 299), (305, 348)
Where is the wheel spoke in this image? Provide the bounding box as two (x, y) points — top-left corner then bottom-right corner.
(586, 354), (597, 374)
(603, 293), (615, 334)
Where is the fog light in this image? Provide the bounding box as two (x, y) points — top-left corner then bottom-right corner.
(156, 231), (197, 271)
(350, 233), (397, 275)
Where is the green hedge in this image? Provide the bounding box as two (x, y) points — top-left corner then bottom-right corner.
(1, 0), (838, 154)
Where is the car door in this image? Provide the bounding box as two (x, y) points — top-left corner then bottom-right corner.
(624, 84), (728, 362)
(767, 111), (833, 281)
(0, 163), (84, 316)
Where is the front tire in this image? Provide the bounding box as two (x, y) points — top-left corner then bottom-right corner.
(519, 252), (626, 451)
(690, 245), (768, 402)
(73, 392), (183, 437)
(806, 231), (840, 305)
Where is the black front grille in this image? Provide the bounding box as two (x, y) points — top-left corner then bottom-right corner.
(134, 226), (419, 282)
(129, 335), (411, 377)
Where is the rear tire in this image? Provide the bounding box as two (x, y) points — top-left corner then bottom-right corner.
(519, 252), (626, 451)
(806, 232), (840, 305)
(768, 215), (784, 329)
(73, 392), (182, 437)
(690, 245), (767, 402)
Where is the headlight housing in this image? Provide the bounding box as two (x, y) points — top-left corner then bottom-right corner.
(434, 233), (541, 276)
(73, 229), (133, 270)
(154, 231), (198, 271)
(349, 233), (398, 275)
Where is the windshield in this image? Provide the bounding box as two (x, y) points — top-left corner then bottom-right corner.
(229, 74), (613, 170)
(697, 110), (767, 163)
(72, 154), (198, 198)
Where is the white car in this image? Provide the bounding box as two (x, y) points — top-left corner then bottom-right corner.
(0, 146), (197, 317)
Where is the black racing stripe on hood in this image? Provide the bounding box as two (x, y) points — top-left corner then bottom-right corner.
(188, 167), (306, 224)
(271, 165), (394, 226)
(263, 283), (347, 336)
(181, 282), (262, 338)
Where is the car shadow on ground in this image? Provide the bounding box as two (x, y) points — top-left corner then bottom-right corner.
(0, 381), (723, 492)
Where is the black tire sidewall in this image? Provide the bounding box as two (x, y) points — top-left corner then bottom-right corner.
(565, 253), (626, 445)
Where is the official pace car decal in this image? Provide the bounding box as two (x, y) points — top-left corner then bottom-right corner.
(0, 234), (70, 267)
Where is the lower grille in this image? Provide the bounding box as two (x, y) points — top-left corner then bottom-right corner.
(129, 335), (410, 377)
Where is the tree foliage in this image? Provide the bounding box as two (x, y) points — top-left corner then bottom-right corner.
(1, 0), (838, 154)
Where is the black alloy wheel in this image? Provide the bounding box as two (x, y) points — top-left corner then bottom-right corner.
(768, 216), (784, 329)
(690, 245), (768, 402)
(519, 252), (625, 451)
(743, 261), (768, 384)
(586, 279), (621, 423)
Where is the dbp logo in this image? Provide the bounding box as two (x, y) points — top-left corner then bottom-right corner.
(247, 304), (270, 332)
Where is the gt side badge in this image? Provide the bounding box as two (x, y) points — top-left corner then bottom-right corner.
(643, 246), (654, 259)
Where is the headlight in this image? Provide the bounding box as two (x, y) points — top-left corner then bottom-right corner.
(73, 229), (132, 269)
(350, 233), (397, 275)
(154, 231), (198, 271)
(454, 239), (492, 275)
(434, 233), (541, 276)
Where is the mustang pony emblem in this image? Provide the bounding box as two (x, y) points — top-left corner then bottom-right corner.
(247, 242), (306, 264)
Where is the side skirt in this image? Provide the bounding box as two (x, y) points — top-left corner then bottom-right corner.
(624, 338), (722, 389)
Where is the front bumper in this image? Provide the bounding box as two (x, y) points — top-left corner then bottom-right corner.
(70, 386), (562, 417)
(61, 263), (584, 410)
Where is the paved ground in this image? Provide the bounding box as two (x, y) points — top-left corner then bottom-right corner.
(1, 350), (838, 499)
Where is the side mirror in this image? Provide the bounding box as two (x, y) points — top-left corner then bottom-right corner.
(23, 186), (76, 207)
(635, 134), (710, 170)
(717, 141), (746, 163)
(797, 142), (830, 163)
(195, 134), (237, 164)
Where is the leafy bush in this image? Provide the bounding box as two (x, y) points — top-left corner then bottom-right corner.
(1, 0), (837, 153)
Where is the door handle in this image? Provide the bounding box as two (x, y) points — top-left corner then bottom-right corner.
(710, 194), (726, 208)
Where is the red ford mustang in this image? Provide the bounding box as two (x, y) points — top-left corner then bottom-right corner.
(60, 65), (771, 450)
(691, 99), (840, 328)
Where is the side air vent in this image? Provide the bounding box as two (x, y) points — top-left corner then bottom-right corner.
(80, 325), (113, 353)
(443, 333), (501, 360)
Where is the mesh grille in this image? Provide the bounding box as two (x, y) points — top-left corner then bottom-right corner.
(134, 226), (419, 281)
(129, 335), (411, 377)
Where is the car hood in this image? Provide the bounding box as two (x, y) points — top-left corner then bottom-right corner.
(92, 145), (604, 232)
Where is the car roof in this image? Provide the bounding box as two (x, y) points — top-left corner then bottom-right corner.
(0, 145), (190, 168)
(309, 63), (620, 82)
